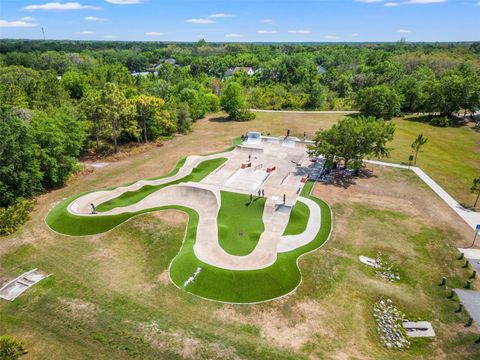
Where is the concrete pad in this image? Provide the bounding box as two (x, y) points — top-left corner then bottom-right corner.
(0, 269), (50, 301)
(359, 256), (379, 268)
(403, 321), (436, 338)
(454, 289), (480, 329)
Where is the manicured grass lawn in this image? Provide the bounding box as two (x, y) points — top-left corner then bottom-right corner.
(217, 192), (266, 256)
(169, 180), (332, 303)
(46, 157), (227, 236)
(384, 117), (480, 205)
(282, 200), (310, 236)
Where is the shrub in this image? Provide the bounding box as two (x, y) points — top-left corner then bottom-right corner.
(429, 116), (453, 127)
(0, 198), (34, 236)
(0, 336), (27, 360)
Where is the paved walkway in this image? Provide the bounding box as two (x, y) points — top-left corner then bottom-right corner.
(365, 160), (480, 231)
(250, 109), (359, 114)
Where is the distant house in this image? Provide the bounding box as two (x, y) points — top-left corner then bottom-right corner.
(224, 66), (256, 77)
(154, 58), (177, 69)
(131, 71), (158, 77)
(317, 65), (326, 74)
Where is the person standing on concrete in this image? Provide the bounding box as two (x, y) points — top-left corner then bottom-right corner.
(248, 154), (251, 162)
(286, 129), (290, 138)
(283, 194), (286, 205)
(90, 203), (96, 214)
(262, 189), (265, 197)
(258, 189), (261, 197)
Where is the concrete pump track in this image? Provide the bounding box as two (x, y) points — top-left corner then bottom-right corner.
(45, 134), (332, 303)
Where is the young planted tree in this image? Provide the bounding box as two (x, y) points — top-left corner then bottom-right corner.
(411, 133), (428, 165)
(471, 177), (480, 208)
(308, 116), (395, 169)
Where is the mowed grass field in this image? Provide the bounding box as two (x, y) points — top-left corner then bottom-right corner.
(0, 111), (480, 359)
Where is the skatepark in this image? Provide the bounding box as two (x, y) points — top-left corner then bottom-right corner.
(46, 132), (332, 303)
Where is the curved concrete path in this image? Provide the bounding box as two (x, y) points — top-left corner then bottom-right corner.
(66, 149), (323, 271)
(365, 160), (480, 231)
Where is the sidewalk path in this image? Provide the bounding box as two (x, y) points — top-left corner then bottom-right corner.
(250, 109), (359, 115)
(365, 160), (480, 231)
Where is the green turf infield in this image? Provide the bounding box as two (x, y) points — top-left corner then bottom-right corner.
(169, 180), (332, 303)
(217, 192), (266, 256)
(282, 198), (310, 236)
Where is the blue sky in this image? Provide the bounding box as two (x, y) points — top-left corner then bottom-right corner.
(0, 0), (479, 42)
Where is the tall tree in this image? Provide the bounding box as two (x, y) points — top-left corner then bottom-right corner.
(0, 107), (42, 207)
(29, 109), (86, 188)
(411, 133), (428, 165)
(99, 83), (137, 152)
(220, 81), (255, 121)
(309, 116), (395, 169)
(356, 85), (402, 120)
(132, 95), (166, 142)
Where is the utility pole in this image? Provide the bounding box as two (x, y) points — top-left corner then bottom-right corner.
(41, 27), (46, 40)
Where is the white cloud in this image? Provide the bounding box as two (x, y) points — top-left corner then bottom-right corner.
(385, 0), (446, 6)
(185, 18), (215, 24)
(356, 0), (383, 2)
(257, 30), (277, 34)
(396, 28), (411, 33)
(20, 16), (35, 21)
(324, 35), (339, 40)
(352, 33), (360, 37)
(103, 35), (116, 39)
(225, 33), (242, 38)
(288, 29), (312, 34)
(145, 31), (162, 36)
(85, 16), (106, 21)
(105, 0), (142, 4)
(0, 19), (37, 27)
(24, 2), (100, 11)
(261, 19), (274, 24)
(208, 13), (233, 18)
(76, 30), (95, 34)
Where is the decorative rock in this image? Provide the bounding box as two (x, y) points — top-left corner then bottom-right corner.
(373, 299), (411, 350)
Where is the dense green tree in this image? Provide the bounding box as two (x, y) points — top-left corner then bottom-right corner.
(309, 116), (395, 169)
(29, 109), (86, 188)
(220, 81), (255, 121)
(62, 70), (89, 100)
(176, 102), (192, 133)
(0, 107), (42, 207)
(356, 85), (402, 120)
(99, 83), (138, 152)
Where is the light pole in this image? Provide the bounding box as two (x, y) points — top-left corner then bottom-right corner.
(470, 224), (480, 248)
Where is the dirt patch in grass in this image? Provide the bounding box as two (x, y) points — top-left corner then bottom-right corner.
(58, 298), (97, 325)
(140, 321), (241, 360)
(157, 270), (170, 286)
